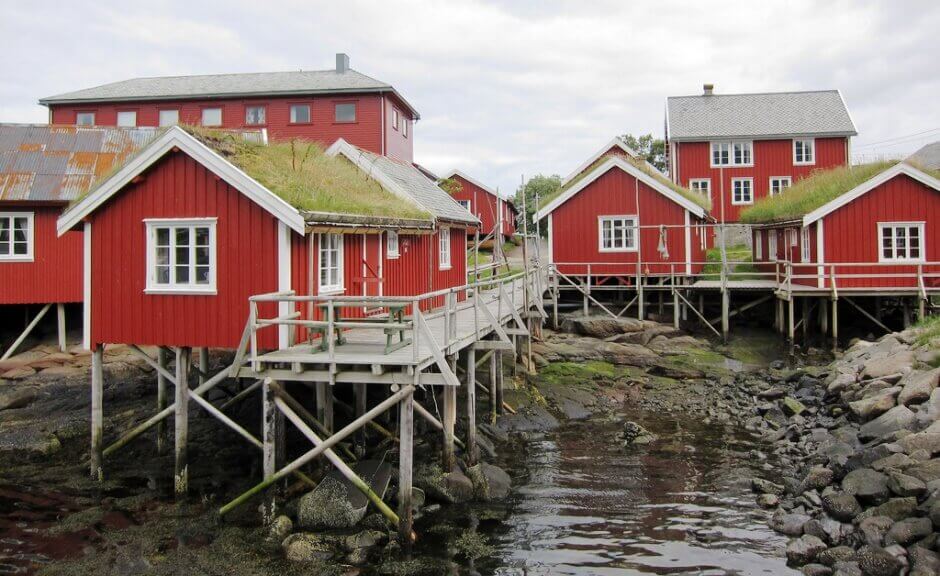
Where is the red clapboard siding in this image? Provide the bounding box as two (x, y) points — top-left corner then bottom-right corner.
(676, 137), (849, 222)
(89, 150), (280, 349)
(0, 206), (83, 304)
(449, 175), (503, 239)
(550, 168), (704, 276)
(382, 94), (414, 164)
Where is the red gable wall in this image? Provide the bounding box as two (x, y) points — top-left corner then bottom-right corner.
(0, 206), (83, 304)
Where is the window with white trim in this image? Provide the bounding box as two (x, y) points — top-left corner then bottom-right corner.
(202, 107), (222, 126)
(392, 109), (399, 130)
(439, 228), (452, 270)
(0, 212), (34, 261)
(689, 179), (711, 196)
(598, 216), (637, 252)
(794, 139), (815, 165)
(402, 119), (408, 138)
(768, 230), (778, 262)
(711, 141), (752, 167)
(116, 111), (137, 127)
(754, 230), (763, 260)
(457, 199), (471, 212)
(879, 222), (924, 262)
(245, 106), (266, 125)
(801, 227), (811, 263)
(318, 233), (344, 292)
(145, 219), (216, 293)
(158, 109), (179, 127)
(75, 112), (95, 126)
(386, 230), (399, 259)
(770, 176), (792, 196)
(788, 229), (798, 248)
(290, 104), (310, 124)
(731, 178), (753, 205)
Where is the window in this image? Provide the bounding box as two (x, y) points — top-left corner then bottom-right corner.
(731, 178), (753, 205)
(318, 233), (344, 293)
(794, 139), (815, 165)
(788, 229), (798, 248)
(755, 230), (763, 260)
(335, 102), (356, 123)
(201, 108), (222, 126)
(402, 118), (408, 138)
(76, 112), (95, 126)
(439, 228), (451, 270)
(386, 231), (400, 259)
(145, 219), (216, 293)
(245, 106), (266, 125)
(0, 212), (34, 261)
(598, 216), (637, 252)
(689, 179), (711, 196)
(158, 109), (179, 127)
(801, 227), (811, 263)
(770, 176), (792, 196)
(711, 140), (752, 167)
(116, 111), (137, 127)
(879, 222), (925, 262)
(457, 199), (471, 212)
(290, 104), (310, 124)
(768, 230), (778, 262)
(392, 109), (399, 130)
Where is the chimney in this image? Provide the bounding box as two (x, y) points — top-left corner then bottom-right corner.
(336, 53), (350, 73)
(703, 83), (715, 96)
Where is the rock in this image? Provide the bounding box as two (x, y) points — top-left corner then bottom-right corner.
(818, 546), (857, 567)
(771, 510), (812, 536)
(561, 316), (644, 338)
(842, 468), (890, 504)
(440, 470), (475, 503)
(803, 467), (836, 492)
(884, 517), (932, 547)
(862, 351), (915, 380)
(804, 517), (846, 545)
(758, 387), (787, 400)
(296, 476), (365, 529)
(822, 493), (863, 522)
(886, 472), (926, 497)
(264, 515), (292, 549)
(871, 453), (914, 473)
(784, 397), (808, 417)
(802, 564), (833, 576)
(856, 545), (903, 576)
(849, 388), (900, 421)
(858, 516), (895, 548)
(787, 534), (828, 567)
(859, 406), (915, 442)
(0, 387), (39, 410)
(753, 477), (786, 496)
(282, 533), (335, 562)
(619, 421), (657, 445)
(906, 458), (940, 483)
(897, 368), (940, 406)
(415, 464), (474, 504)
(897, 432), (940, 456)
(908, 546), (940, 576)
(0, 366), (36, 380)
(857, 498), (918, 522)
(344, 529), (386, 551)
(466, 463), (511, 501)
(757, 493), (779, 508)
(832, 561), (863, 576)
(930, 501), (940, 528)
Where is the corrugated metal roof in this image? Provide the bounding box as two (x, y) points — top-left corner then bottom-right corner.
(40, 68), (419, 119)
(667, 90), (857, 141)
(908, 141), (940, 170)
(0, 124), (165, 202)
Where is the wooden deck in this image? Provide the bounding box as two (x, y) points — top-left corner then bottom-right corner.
(690, 279), (780, 291)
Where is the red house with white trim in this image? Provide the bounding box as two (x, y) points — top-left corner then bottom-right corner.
(666, 86), (857, 223)
(40, 54), (418, 163)
(442, 170), (515, 241)
(57, 127), (475, 351)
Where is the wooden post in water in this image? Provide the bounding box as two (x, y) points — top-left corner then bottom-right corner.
(90, 345), (104, 481)
(832, 297), (839, 353)
(820, 299), (829, 335)
(721, 289), (730, 343)
(489, 346), (498, 423)
(57, 303), (67, 352)
(175, 346), (191, 498)
(466, 348), (477, 465)
(316, 382), (334, 433)
(156, 347), (168, 455)
(355, 382), (367, 456)
(495, 350), (505, 415)
(787, 298), (795, 345)
(198, 347), (209, 386)
(261, 378), (280, 523)
(442, 354), (457, 471)
(802, 298), (810, 343)
(398, 378), (415, 546)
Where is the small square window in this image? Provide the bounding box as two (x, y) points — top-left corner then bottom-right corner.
(245, 106), (266, 125)
(158, 109), (179, 127)
(457, 199), (471, 212)
(290, 104), (310, 124)
(387, 231), (399, 259)
(689, 179), (711, 195)
(335, 103), (356, 123)
(731, 178), (753, 205)
(770, 177), (792, 196)
(76, 112), (95, 126)
(879, 222), (925, 262)
(116, 111), (137, 127)
(598, 216), (637, 252)
(145, 219), (216, 293)
(202, 108), (222, 126)
(0, 212), (34, 261)
(794, 139), (815, 165)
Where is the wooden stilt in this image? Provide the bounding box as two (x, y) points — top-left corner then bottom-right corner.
(802, 298), (810, 343)
(466, 348), (477, 465)
(262, 378), (278, 523)
(316, 382), (334, 432)
(787, 297), (795, 345)
(637, 285), (645, 321)
(902, 299), (911, 328)
(832, 298), (839, 352)
(583, 275), (590, 316)
(442, 380), (456, 472)
(198, 347), (209, 386)
(495, 350), (504, 415)
(820, 299), (829, 335)
(354, 382), (367, 456)
(920, 297), (927, 322)
(57, 303), (67, 352)
(90, 345), (104, 481)
(156, 347), (168, 455)
(398, 379), (415, 546)
(672, 288), (680, 330)
(552, 272), (559, 330)
(721, 289), (730, 342)
(489, 347), (497, 423)
(174, 346), (191, 498)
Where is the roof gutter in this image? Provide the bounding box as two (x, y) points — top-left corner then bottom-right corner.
(668, 131), (858, 143)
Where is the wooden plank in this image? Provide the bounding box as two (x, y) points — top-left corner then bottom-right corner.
(473, 340), (515, 351)
(399, 377), (415, 546)
(466, 348), (477, 465)
(175, 347), (191, 498)
(90, 346), (103, 481)
(156, 348), (168, 455)
(57, 303), (67, 352)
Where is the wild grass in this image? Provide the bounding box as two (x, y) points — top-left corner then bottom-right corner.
(914, 314), (940, 348)
(701, 245), (761, 280)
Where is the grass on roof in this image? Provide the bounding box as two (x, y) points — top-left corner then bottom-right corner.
(183, 126), (430, 219)
(538, 153), (711, 213)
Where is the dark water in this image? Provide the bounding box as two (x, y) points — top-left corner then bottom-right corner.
(486, 413), (797, 575)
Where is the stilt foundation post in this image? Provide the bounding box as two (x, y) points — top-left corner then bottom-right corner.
(398, 385), (414, 546)
(174, 346), (191, 498)
(90, 345), (104, 481)
(156, 347), (168, 454)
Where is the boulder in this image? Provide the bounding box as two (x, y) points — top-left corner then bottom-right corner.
(803, 467), (836, 492)
(883, 517), (932, 547)
(818, 546), (857, 567)
(264, 515), (293, 550)
(0, 387), (39, 410)
(862, 351), (915, 380)
(619, 421), (657, 445)
(858, 516), (894, 548)
(784, 397), (808, 417)
(822, 492), (863, 522)
(296, 477), (365, 529)
(415, 464), (474, 504)
(787, 535), (828, 567)
(856, 546), (903, 576)
(842, 468), (890, 504)
(752, 477), (786, 496)
(905, 458), (940, 483)
(908, 546), (940, 576)
(466, 463), (511, 501)
(886, 472), (926, 498)
(831, 561), (863, 576)
(771, 510), (811, 536)
(871, 453), (914, 473)
(897, 368), (940, 406)
(897, 432), (940, 457)
(802, 563), (833, 576)
(282, 533), (336, 562)
(0, 366), (36, 380)
(857, 498), (918, 522)
(757, 493), (779, 508)
(849, 388), (900, 421)
(561, 316), (644, 338)
(804, 517), (847, 546)
(858, 406), (915, 442)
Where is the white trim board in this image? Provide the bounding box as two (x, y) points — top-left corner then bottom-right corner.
(561, 137), (640, 186)
(534, 155), (707, 221)
(57, 126), (305, 235)
(277, 222), (292, 349)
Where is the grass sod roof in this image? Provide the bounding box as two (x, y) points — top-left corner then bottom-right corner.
(537, 153), (711, 214)
(183, 126), (431, 221)
(740, 161), (940, 224)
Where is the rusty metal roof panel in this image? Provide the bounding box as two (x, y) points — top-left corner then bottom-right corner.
(0, 124), (165, 202)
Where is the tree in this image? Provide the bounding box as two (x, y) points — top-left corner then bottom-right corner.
(515, 174), (561, 236)
(621, 133), (667, 173)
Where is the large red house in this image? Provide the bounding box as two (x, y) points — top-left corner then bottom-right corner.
(666, 86), (857, 223)
(442, 170), (516, 241)
(57, 127), (475, 351)
(40, 54), (418, 163)
(744, 162), (940, 290)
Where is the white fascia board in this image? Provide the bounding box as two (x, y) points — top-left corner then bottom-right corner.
(561, 137), (640, 186)
(802, 163), (940, 226)
(57, 126), (305, 235)
(440, 169), (500, 198)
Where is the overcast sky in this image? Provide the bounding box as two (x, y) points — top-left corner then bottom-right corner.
(2, 0), (938, 197)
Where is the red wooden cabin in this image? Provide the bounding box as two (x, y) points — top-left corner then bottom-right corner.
(57, 128), (475, 352)
(442, 170), (516, 241)
(40, 54), (418, 163)
(666, 86), (856, 223)
(747, 163), (940, 290)
(535, 155), (710, 279)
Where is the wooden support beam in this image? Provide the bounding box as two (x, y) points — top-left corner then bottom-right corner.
(787, 297), (795, 345)
(672, 288), (679, 330)
(489, 348), (497, 424)
(262, 379), (278, 523)
(156, 348), (168, 455)
(820, 298), (829, 335)
(57, 303), (67, 352)
(90, 345), (103, 481)
(473, 340), (515, 351)
(495, 350), (504, 416)
(399, 378), (415, 546)
(354, 382), (367, 456)
(219, 379), (263, 411)
(198, 348), (209, 386)
(442, 361), (457, 471)
(832, 297), (839, 353)
(175, 347), (191, 498)
(802, 298), (810, 343)
(466, 348), (477, 465)
(707, 294), (774, 326)
(316, 382), (334, 433)
(1, 303), (51, 361)
(721, 289), (730, 343)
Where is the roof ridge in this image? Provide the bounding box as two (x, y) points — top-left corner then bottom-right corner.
(668, 89), (840, 99)
(97, 67), (373, 83)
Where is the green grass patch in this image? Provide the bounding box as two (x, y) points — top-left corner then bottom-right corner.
(914, 315), (940, 347)
(702, 245), (761, 280)
(538, 361), (644, 386)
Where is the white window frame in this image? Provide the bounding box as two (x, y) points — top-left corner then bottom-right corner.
(144, 218), (217, 294)
(597, 215), (638, 253)
(75, 112), (95, 126)
(439, 228), (452, 270)
(392, 109), (399, 130)
(793, 138), (816, 166)
(801, 227), (811, 263)
(318, 233), (345, 294)
(768, 230), (778, 262)
(386, 230), (399, 259)
(116, 110), (137, 127)
(158, 109), (179, 127)
(711, 140), (753, 167)
(402, 118), (408, 138)
(0, 212), (35, 262)
(731, 178), (754, 205)
(755, 230), (763, 260)
(290, 104), (310, 124)
(689, 178), (711, 196)
(201, 107), (223, 127)
(245, 105), (266, 126)
(878, 222), (925, 263)
(457, 199), (471, 212)
(769, 176), (792, 196)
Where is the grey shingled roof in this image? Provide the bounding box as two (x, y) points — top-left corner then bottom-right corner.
(40, 68), (419, 118)
(908, 142), (940, 170)
(667, 90), (856, 141)
(0, 123), (163, 202)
